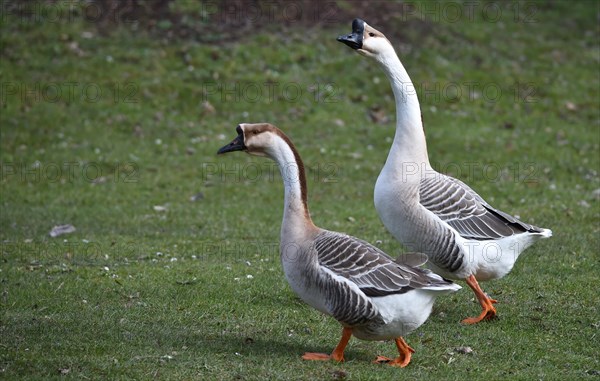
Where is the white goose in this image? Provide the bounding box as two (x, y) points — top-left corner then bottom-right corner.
(337, 19), (552, 324)
(218, 123), (460, 367)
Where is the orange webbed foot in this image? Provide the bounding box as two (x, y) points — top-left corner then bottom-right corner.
(462, 275), (499, 324)
(373, 337), (414, 367)
(302, 327), (351, 362)
(373, 353), (413, 368)
(461, 302), (497, 324)
(387, 355), (412, 368)
(372, 355), (393, 364)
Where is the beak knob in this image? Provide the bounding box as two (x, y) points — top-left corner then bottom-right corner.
(337, 18), (365, 50)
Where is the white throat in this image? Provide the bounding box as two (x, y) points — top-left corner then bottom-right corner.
(264, 136), (312, 242)
(377, 47), (431, 179)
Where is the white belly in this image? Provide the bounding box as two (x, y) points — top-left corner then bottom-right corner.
(353, 290), (436, 341)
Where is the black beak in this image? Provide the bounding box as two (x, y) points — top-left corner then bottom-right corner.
(217, 127), (246, 154)
(336, 18), (365, 50)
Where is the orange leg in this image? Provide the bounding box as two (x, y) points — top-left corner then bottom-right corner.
(373, 336), (415, 368)
(461, 274), (498, 324)
(302, 327), (352, 362)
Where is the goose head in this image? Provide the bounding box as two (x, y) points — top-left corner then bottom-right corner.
(337, 18), (393, 62)
(217, 123), (280, 158)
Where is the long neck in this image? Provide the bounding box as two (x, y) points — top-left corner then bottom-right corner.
(267, 137), (315, 242)
(378, 49), (430, 176)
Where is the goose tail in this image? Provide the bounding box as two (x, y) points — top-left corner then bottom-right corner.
(430, 281), (462, 293)
(423, 271), (462, 293)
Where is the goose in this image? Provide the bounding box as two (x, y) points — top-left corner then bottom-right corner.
(217, 123), (460, 367)
(337, 19), (552, 324)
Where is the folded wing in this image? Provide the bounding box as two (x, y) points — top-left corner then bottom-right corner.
(314, 231), (450, 297)
(419, 175), (545, 240)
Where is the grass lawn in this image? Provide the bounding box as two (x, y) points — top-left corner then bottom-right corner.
(1, 0), (599, 379)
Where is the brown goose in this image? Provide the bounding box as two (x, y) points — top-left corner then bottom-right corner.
(218, 123), (460, 367)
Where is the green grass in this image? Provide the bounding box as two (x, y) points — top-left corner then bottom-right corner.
(1, 0), (599, 379)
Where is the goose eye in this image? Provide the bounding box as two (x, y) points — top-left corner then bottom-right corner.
(369, 32), (375, 37)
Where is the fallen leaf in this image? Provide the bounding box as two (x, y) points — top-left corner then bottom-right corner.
(368, 105), (389, 124)
(133, 125), (144, 137)
(453, 346), (474, 355)
(58, 368), (70, 375)
(201, 101), (216, 114)
(189, 192), (204, 202)
(49, 224), (76, 238)
(176, 278), (197, 285)
(556, 130), (568, 146)
(68, 41), (84, 56)
(578, 200), (590, 208)
(564, 101), (577, 111)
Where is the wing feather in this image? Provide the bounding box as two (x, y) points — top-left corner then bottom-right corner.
(419, 175), (546, 240)
(314, 231), (452, 297)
